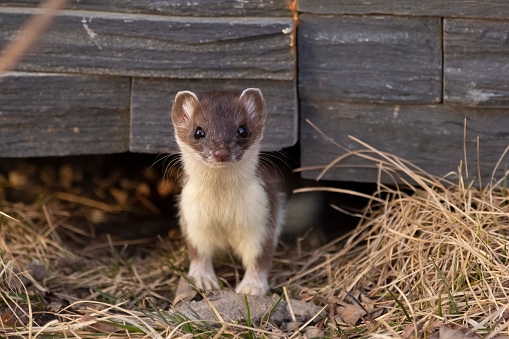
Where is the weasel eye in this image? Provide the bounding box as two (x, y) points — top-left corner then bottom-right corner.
(194, 127), (206, 139)
(237, 125), (248, 138)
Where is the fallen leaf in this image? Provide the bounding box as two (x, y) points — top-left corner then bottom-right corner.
(89, 321), (121, 333)
(439, 324), (479, 339)
(172, 275), (198, 305)
(80, 313), (96, 323)
(1, 312), (26, 327)
(300, 293), (314, 302)
(79, 314), (121, 333)
(304, 325), (324, 338)
(402, 319), (427, 339)
(359, 293), (376, 312)
(337, 303), (366, 325)
(402, 323), (418, 339)
(326, 295), (342, 304)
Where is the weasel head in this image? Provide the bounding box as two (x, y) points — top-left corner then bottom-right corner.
(171, 88), (267, 168)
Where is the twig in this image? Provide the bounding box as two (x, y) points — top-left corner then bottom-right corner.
(0, 0), (69, 75)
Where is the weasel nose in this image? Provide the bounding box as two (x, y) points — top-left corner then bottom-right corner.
(213, 149), (232, 162)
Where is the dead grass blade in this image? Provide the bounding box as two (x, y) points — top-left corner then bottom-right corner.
(0, 0), (69, 75)
(282, 120), (509, 336)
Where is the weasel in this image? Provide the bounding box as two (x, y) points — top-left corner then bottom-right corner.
(171, 88), (285, 295)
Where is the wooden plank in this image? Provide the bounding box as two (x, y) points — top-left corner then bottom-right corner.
(298, 0), (509, 19)
(0, 0), (293, 17)
(0, 72), (130, 157)
(0, 8), (294, 79)
(298, 14), (442, 103)
(300, 101), (509, 185)
(130, 79), (297, 153)
(444, 19), (509, 107)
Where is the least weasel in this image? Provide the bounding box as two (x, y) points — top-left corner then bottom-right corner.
(171, 88), (285, 295)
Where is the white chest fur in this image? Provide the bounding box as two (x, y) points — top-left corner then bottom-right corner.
(178, 145), (270, 268)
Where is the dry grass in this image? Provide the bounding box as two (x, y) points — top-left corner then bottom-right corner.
(292, 134), (509, 338)
(1, 135), (509, 337)
(3, 2), (509, 337)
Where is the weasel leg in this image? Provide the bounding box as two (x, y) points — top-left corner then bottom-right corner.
(188, 255), (219, 291)
(186, 240), (219, 290)
(234, 234), (274, 295)
(181, 212), (221, 291)
(233, 199), (282, 295)
(235, 266), (269, 295)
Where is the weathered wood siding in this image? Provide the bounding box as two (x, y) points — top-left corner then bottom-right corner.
(0, 0), (292, 17)
(1, 0), (509, 185)
(0, 9), (293, 79)
(444, 19), (509, 107)
(299, 14), (442, 103)
(299, 3), (509, 184)
(301, 102), (509, 183)
(0, 73), (130, 157)
(298, 0), (509, 19)
(0, 1), (296, 157)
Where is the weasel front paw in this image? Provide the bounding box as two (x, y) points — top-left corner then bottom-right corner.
(189, 271), (220, 291)
(235, 278), (269, 295)
(188, 257), (220, 291)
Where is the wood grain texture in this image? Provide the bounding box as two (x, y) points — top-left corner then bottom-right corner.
(298, 0), (509, 19)
(130, 79), (297, 153)
(300, 101), (509, 184)
(0, 72), (130, 157)
(0, 0), (292, 17)
(444, 19), (509, 107)
(0, 8), (294, 79)
(298, 14), (442, 103)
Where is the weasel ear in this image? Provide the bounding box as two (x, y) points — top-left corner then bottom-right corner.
(240, 88), (267, 125)
(171, 91), (199, 128)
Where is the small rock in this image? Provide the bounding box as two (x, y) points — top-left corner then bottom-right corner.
(284, 322), (301, 332)
(172, 289), (325, 327)
(304, 326), (325, 338)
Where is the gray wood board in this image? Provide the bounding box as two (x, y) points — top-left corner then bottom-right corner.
(0, 0), (292, 17)
(0, 73), (130, 157)
(0, 8), (294, 79)
(130, 79), (297, 153)
(298, 0), (509, 19)
(298, 14), (442, 104)
(300, 101), (509, 185)
(444, 19), (509, 107)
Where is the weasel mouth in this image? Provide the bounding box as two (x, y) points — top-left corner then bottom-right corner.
(205, 161), (236, 169)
